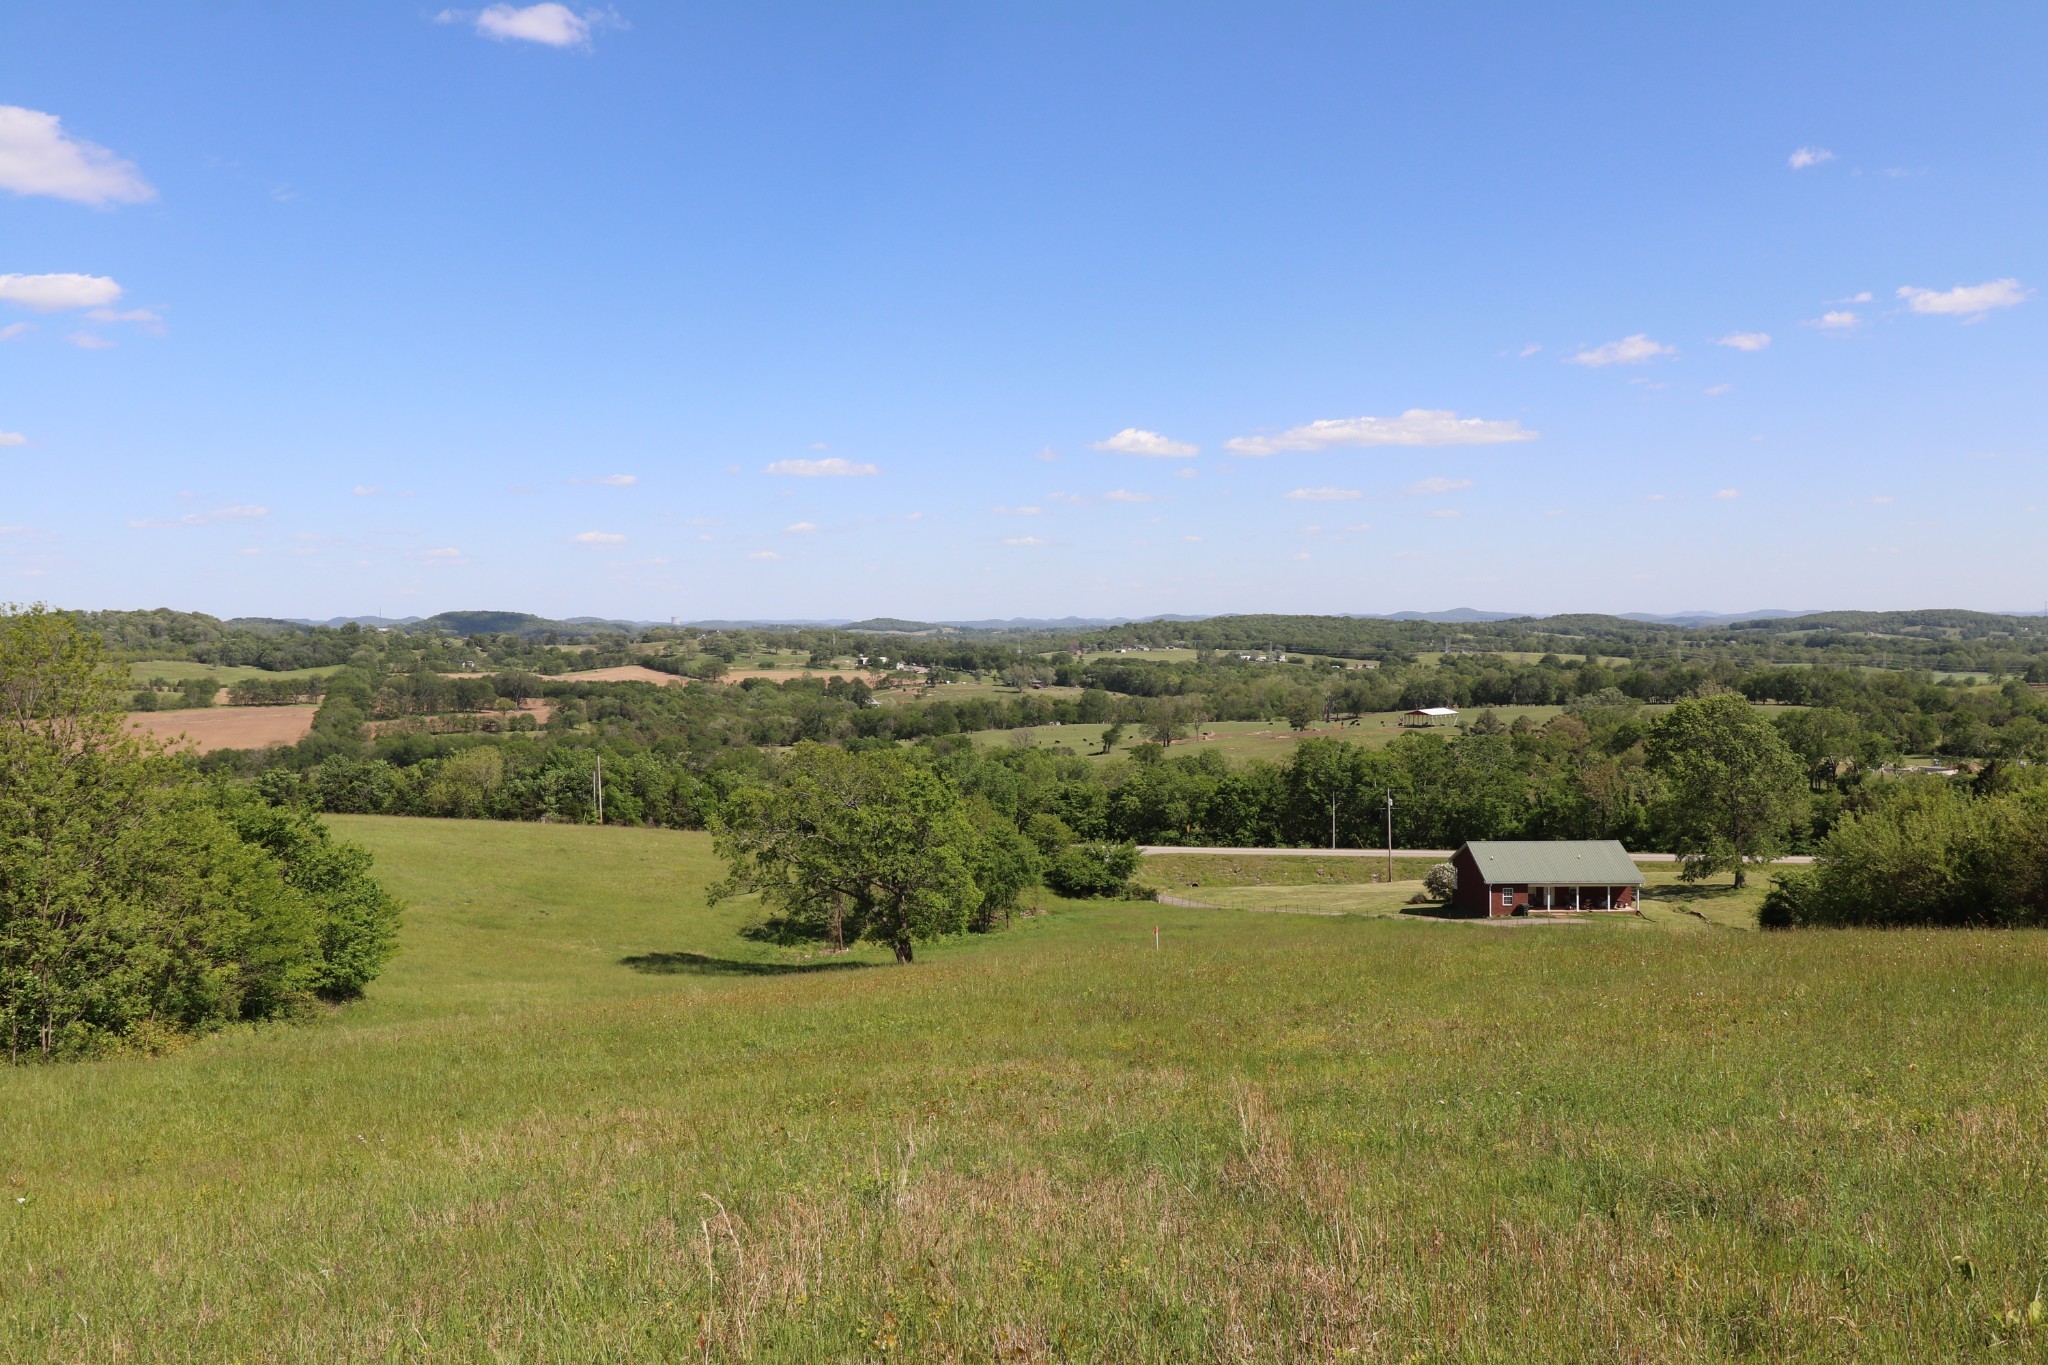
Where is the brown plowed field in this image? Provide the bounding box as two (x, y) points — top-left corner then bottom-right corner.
(129, 705), (321, 752)
(558, 665), (686, 685)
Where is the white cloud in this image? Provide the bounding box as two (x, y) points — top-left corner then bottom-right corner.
(1183, 534), (1203, 542)
(1518, 343), (1542, 358)
(1103, 489), (1155, 503)
(441, 4), (609, 48)
(572, 531), (625, 544)
(0, 106), (154, 207)
(0, 273), (123, 312)
(1402, 477), (1474, 496)
(1716, 332), (1771, 351)
(1285, 487), (1362, 501)
(783, 521), (817, 534)
(746, 549), (783, 561)
(993, 505), (1042, 516)
(1809, 310), (1860, 331)
(1291, 551), (1311, 561)
(0, 323), (28, 341)
(1831, 291), (1874, 304)
(1225, 409), (1536, 456)
(1788, 146), (1836, 170)
(1343, 522), (1373, 532)
(129, 504), (269, 529)
(1714, 488), (1741, 500)
(86, 306), (162, 333)
(1703, 384), (1733, 397)
(589, 472), (636, 486)
(352, 485), (380, 496)
(1002, 536), (1047, 547)
(0, 431), (25, 447)
(66, 332), (114, 350)
(1427, 508), (1463, 519)
(1091, 428), (1197, 458)
(1868, 495), (1895, 505)
(419, 547), (466, 563)
(763, 457), (879, 477)
(1046, 491), (1088, 506)
(1564, 335), (1676, 367)
(1033, 445), (1059, 462)
(1896, 278), (2030, 318)
(1173, 467), (1198, 480)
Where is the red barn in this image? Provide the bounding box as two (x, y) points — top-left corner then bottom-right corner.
(1448, 840), (1645, 917)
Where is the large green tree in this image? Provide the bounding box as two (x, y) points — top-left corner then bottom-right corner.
(0, 605), (401, 1060)
(1647, 693), (1808, 885)
(710, 742), (997, 962)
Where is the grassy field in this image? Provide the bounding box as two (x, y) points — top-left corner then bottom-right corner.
(5, 817), (2048, 1358)
(126, 659), (346, 686)
(1154, 859), (1769, 932)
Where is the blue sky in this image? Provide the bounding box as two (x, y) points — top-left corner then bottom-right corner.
(3, 3), (2043, 621)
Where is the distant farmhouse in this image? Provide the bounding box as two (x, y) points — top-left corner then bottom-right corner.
(1450, 840), (1645, 917)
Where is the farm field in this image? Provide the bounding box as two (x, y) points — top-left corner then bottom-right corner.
(5, 818), (2048, 1357)
(125, 659), (345, 685)
(556, 663), (685, 686)
(1156, 859), (1769, 931)
(126, 703), (320, 751)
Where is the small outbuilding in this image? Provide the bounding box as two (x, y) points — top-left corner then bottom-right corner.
(1449, 840), (1645, 917)
(1402, 706), (1459, 727)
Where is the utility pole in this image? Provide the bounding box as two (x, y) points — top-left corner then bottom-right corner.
(1385, 789), (1394, 881)
(593, 755), (605, 824)
(1329, 793), (1338, 851)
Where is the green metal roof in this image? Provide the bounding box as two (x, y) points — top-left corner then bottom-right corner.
(1462, 840), (1645, 886)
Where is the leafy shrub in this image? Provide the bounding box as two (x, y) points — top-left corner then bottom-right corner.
(0, 607), (402, 1061)
(1760, 780), (2048, 928)
(1422, 862), (1458, 900)
(1044, 841), (1141, 898)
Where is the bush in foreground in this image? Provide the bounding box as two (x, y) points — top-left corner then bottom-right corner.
(0, 606), (401, 1060)
(1761, 779), (2048, 928)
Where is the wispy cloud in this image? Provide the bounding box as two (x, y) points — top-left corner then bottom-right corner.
(576, 472), (637, 486)
(1808, 310), (1861, 331)
(128, 504), (269, 529)
(763, 457), (879, 477)
(746, 549), (783, 561)
(1403, 477), (1474, 496)
(0, 106), (154, 206)
(352, 485), (380, 496)
(1002, 536), (1047, 547)
(1715, 332), (1771, 351)
(0, 272), (123, 312)
(1788, 146), (1836, 170)
(572, 530), (625, 544)
(1565, 335), (1675, 367)
(1102, 488), (1155, 503)
(437, 4), (616, 48)
(783, 521), (817, 534)
(1225, 410), (1536, 455)
(1714, 488), (1741, 499)
(1285, 486), (1362, 501)
(992, 505), (1042, 516)
(1091, 428), (1197, 458)
(1703, 384), (1733, 397)
(1426, 508), (1463, 519)
(1896, 278), (2030, 319)
(66, 331), (114, 350)
(0, 431), (25, 447)
(1033, 445), (1059, 462)
(0, 323), (29, 341)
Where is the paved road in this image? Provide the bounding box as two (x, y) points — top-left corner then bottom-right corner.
(1139, 846), (1814, 865)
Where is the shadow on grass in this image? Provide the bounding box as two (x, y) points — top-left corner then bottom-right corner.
(620, 951), (875, 977)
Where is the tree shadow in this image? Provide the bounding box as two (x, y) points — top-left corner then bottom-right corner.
(620, 951), (875, 977)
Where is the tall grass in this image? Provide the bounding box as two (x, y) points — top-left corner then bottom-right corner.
(2, 816), (2045, 1359)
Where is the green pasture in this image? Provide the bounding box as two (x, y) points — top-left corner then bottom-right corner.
(126, 659), (345, 686)
(1150, 857), (1768, 932)
(5, 816), (2048, 1358)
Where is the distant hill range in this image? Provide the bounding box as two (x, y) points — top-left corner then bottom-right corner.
(215, 606), (2046, 638)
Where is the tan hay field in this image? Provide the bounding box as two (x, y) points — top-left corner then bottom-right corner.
(127, 704), (320, 752)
